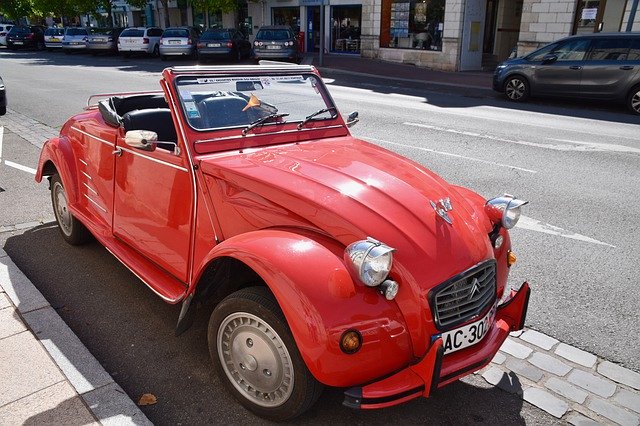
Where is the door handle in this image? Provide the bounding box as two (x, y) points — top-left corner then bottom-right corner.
(569, 66), (582, 70)
(620, 65), (634, 70)
(112, 147), (123, 157)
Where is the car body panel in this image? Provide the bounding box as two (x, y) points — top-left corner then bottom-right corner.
(36, 65), (530, 411)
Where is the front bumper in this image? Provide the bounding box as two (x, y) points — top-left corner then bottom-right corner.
(344, 282), (530, 409)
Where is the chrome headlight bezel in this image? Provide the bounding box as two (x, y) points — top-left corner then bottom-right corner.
(486, 194), (529, 229)
(344, 238), (395, 287)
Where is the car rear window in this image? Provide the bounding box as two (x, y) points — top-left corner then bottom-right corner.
(256, 29), (292, 41)
(121, 29), (144, 37)
(67, 28), (88, 36)
(45, 28), (65, 36)
(163, 29), (189, 37)
(201, 31), (231, 41)
(9, 27), (30, 35)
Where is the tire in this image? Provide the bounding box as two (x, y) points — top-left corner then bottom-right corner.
(504, 75), (530, 102)
(208, 287), (323, 421)
(0, 106), (6, 116)
(50, 174), (92, 245)
(627, 84), (640, 115)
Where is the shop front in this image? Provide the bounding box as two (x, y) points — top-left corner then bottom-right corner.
(331, 5), (362, 53)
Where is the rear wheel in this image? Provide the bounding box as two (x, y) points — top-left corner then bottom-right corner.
(208, 287), (323, 421)
(627, 85), (640, 115)
(51, 174), (92, 245)
(504, 75), (529, 102)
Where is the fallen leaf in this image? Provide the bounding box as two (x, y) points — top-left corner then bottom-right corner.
(138, 393), (157, 406)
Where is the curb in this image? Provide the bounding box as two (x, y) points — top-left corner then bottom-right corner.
(0, 248), (151, 425)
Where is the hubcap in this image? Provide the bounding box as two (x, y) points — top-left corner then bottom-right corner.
(631, 90), (640, 114)
(506, 78), (525, 100)
(53, 182), (73, 236)
(218, 312), (294, 408)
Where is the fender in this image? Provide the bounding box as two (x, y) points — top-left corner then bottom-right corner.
(35, 136), (80, 206)
(197, 228), (414, 387)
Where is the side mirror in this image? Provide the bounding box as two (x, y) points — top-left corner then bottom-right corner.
(125, 130), (157, 152)
(346, 111), (359, 128)
(541, 54), (558, 65)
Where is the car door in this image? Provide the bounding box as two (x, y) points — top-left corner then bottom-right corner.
(533, 38), (592, 96)
(580, 37), (639, 98)
(112, 110), (194, 283)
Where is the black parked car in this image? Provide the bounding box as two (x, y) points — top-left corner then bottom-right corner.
(493, 32), (640, 115)
(197, 28), (251, 62)
(6, 25), (45, 50)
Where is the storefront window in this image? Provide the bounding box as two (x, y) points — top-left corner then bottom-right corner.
(272, 7), (300, 32)
(381, 0), (444, 51)
(331, 6), (362, 53)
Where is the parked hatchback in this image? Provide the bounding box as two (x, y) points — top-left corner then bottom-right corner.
(62, 27), (89, 53)
(6, 25), (45, 50)
(197, 28), (252, 62)
(0, 24), (14, 46)
(493, 32), (640, 114)
(87, 27), (123, 54)
(159, 27), (199, 60)
(44, 27), (65, 50)
(253, 25), (301, 63)
(118, 27), (163, 57)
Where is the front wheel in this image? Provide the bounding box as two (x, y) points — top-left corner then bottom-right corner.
(627, 85), (640, 115)
(50, 174), (92, 245)
(208, 287), (323, 421)
(504, 75), (529, 102)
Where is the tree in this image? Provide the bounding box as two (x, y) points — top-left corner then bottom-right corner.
(190, 0), (239, 15)
(0, 0), (35, 22)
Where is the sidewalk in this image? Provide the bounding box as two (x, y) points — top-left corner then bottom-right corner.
(0, 247), (151, 425)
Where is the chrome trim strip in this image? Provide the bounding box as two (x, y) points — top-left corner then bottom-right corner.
(83, 182), (98, 195)
(103, 246), (183, 303)
(83, 193), (107, 213)
(163, 79), (199, 287)
(194, 125), (345, 144)
(71, 126), (115, 147)
(82, 171), (92, 181)
(79, 158), (88, 166)
(119, 146), (189, 172)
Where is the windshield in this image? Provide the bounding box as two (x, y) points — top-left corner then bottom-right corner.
(121, 29), (144, 38)
(46, 28), (65, 36)
(66, 28), (88, 36)
(164, 29), (189, 37)
(175, 73), (335, 134)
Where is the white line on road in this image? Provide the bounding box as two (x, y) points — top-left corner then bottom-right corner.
(0, 125), (4, 160)
(4, 160), (37, 175)
(365, 136), (538, 174)
(404, 122), (640, 155)
(516, 216), (615, 248)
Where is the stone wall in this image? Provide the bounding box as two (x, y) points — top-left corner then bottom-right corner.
(516, 0), (575, 56)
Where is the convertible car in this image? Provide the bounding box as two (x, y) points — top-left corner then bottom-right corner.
(36, 64), (531, 420)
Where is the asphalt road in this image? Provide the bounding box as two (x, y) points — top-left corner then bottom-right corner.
(1, 47), (638, 423)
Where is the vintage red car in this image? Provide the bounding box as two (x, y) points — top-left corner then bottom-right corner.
(36, 64), (530, 421)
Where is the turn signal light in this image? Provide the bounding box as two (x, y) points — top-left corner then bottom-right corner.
(507, 250), (517, 266)
(340, 330), (362, 354)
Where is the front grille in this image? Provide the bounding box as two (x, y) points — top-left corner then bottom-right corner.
(430, 261), (496, 330)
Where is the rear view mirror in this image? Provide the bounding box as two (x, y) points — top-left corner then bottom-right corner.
(541, 54), (558, 65)
(346, 111), (359, 127)
(125, 130), (157, 151)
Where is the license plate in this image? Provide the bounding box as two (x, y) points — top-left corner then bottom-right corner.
(14, 41), (23, 45)
(441, 305), (496, 354)
(50, 37), (59, 42)
(207, 43), (221, 47)
(266, 45), (281, 50)
(169, 40), (180, 44)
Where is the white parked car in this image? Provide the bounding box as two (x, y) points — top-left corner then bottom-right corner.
(0, 24), (14, 46)
(117, 27), (163, 57)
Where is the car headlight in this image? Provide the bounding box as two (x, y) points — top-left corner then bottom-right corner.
(344, 238), (394, 287)
(485, 194), (528, 229)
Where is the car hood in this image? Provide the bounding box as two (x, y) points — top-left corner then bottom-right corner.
(199, 136), (493, 283)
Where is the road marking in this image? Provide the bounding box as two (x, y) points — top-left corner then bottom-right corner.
(365, 136), (537, 174)
(517, 216), (615, 248)
(4, 160), (37, 175)
(404, 122), (640, 155)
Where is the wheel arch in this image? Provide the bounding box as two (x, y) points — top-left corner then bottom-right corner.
(35, 137), (80, 204)
(180, 228), (413, 387)
(626, 83), (640, 114)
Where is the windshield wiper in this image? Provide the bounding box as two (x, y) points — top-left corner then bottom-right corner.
(297, 107), (337, 130)
(242, 113), (289, 136)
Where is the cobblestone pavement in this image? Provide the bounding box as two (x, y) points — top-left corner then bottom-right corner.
(2, 109), (639, 425)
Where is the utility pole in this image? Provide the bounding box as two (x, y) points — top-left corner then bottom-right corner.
(626, 0), (638, 31)
(319, 0), (325, 66)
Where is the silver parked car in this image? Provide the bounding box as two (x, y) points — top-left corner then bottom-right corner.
(44, 27), (65, 50)
(87, 27), (123, 54)
(493, 32), (640, 114)
(118, 27), (163, 57)
(159, 27), (199, 60)
(0, 24), (14, 46)
(252, 25), (301, 63)
(62, 27), (89, 53)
